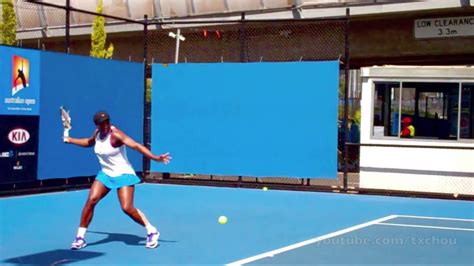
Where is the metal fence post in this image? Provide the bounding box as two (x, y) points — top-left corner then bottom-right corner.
(65, 0), (70, 53)
(143, 14), (151, 179)
(343, 8), (350, 191)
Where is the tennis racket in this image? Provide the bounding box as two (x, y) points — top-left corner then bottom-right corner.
(60, 106), (72, 138)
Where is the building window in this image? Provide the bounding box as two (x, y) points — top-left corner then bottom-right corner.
(372, 81), (470, 141)
(460, 83), (474, 139)
(401, 82), (459, 140)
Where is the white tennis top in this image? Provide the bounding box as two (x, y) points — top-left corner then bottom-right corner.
(94, 126), (135, 177)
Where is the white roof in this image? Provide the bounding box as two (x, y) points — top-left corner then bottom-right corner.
(361, 65), (474, 79)
(7, 0), (471, 39)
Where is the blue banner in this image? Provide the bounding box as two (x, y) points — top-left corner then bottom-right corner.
(151, 62), (339, 178)
(38, 52), (144, 179)
(0, 46), (144, 181)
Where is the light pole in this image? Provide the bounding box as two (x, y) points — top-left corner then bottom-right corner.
(168, 29), (185, 63)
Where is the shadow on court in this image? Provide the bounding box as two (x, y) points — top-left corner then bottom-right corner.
(88, 231), (177, 247)
(3, 249), (104, 265)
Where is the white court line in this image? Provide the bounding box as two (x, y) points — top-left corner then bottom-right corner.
(396, 215), (474, 222)
(226, 215), (398, 266)
(377, 222), (474, 232)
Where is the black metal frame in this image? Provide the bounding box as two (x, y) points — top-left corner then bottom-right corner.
(342, 8), (350, 191)
(143, 15), (150, 178)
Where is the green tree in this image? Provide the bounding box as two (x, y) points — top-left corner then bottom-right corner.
(1, 0), (17, 45)
(90, 0), (113, 59)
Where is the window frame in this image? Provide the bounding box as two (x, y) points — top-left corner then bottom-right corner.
(460, 82), (474, 141)
(371, 80), (402, 139)
(370, 78), (474, 143)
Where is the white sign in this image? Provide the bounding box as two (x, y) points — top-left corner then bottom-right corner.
(414, 16), (474, 39)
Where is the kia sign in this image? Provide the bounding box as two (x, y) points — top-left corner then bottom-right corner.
(0, 115), (38, 182)
(8, 128), (30, 145)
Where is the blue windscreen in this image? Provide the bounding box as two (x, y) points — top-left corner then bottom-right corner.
(37, 52), (144, 179)
(151, 62), (339, 178)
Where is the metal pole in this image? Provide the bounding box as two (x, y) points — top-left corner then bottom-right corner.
(143, 15), (150, 178)
(343, 8), (350, 191)
(175, 29), (181, 64)
(65, 0), (70, 53)
(239, 12), (246, 62)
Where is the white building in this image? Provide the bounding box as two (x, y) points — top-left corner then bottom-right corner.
(360, 66), (474, 195)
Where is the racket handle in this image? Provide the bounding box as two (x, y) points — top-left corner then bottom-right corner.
(63, 129), (70, 138)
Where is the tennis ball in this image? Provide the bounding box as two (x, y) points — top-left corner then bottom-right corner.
(454, 193), (458, 198)
(218, 216), (228, 224)
(262, 186), (268, 191)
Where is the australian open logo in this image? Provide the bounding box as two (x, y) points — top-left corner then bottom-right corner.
(12, 55), (30, 96)
(3, 54), (37, 114)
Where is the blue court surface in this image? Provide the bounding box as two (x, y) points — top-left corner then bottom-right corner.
(1, 184), (473, 265)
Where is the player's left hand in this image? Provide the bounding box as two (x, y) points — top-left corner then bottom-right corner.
(155, 152), (172, 164)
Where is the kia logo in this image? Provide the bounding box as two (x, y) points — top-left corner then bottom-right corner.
(8, 128), (30, 144)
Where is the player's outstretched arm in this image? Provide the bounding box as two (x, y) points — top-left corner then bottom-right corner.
(64, 130), (97, 147)
(113, 128), (171, 164)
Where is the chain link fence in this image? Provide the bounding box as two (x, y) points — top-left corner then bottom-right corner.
(3, 0), (355, 192)
(147, 19), (346, 64)
(146, 18), (350, 189)
(3, 1), (473, 200)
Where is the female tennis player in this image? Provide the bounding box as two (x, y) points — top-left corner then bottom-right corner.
(64, 111), (171, 250)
